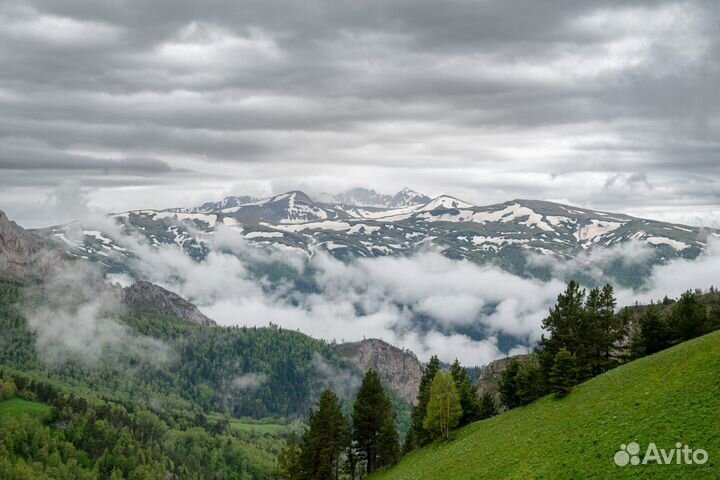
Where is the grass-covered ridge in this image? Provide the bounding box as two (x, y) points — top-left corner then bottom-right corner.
(373, 330), (720, 479)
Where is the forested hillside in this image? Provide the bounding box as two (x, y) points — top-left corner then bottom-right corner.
(0, 280), (360, 419)
(0, 369), (281, 479)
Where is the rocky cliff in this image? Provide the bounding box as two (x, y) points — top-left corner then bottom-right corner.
(121, 280), (216, 326)
(476, 354), (534, 409)
(0, 209), (44, 280)
(336, 338), (423, 405)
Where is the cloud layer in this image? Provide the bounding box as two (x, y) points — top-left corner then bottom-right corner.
(70, 215), (720, 367)
(0, 0), (718, 227)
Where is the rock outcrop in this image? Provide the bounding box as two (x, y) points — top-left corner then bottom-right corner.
(0, 209), (44, 280)
(336, 338), (423, 405)
(475, 354), (534, 409)
(121, 280), (216, 326)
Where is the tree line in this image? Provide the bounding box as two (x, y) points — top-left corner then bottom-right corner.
(498, 282), (720, 409)
(276, 358), (499, 478)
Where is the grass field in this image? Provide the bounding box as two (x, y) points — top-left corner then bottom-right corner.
(229, 420), (290, 435)
(373, 331), (720, 479)
(0, 397), (52, 421)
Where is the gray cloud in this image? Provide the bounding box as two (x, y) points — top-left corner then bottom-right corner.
(0, 0), (718, 227)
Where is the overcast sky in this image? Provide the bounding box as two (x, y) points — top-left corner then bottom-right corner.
(1, 0), (718, 227)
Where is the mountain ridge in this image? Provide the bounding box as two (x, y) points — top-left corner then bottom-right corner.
(30, 189), (716, 289)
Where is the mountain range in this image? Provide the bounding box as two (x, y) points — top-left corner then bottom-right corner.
(32, 187), (718, 287)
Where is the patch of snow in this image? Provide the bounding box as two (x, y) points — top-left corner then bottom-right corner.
(545, 215), (574, 227)
(245, 231), (285, 239)
(471, 203), (554, 231)
(574, 220), (624, 242)
(262, 221), (351, 232)
(645, 237), (689, 250)
(419, 196), (474, 211)
(221, 217), (242, 228)
(347, 223), (381, 234)
(322, 241), (346, 251)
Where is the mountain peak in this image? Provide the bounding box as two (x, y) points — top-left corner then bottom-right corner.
(389, 188), (431, 208)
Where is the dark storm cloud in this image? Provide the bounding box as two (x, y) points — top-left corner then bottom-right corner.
(0, 0), (718, 226)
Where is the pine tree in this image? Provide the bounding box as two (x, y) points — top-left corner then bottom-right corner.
(538, 281), (586, 384)
(401, 427), (416, 455)
(299, 389), (350, 480)
(423, 371), (462, 441)
(274, 432), (303, 480)
(478, 393), (498, 419)
(549, 347), (577, 397)
(633, 304), (669, 355)
(352, 369), (399, 474)
(450, 359), (480, 426)
(376, 413), (400, 467)
(409, 355), (440, 448)
(514, 361), (543, 406)
(498, 360), (521, 410)
(669, 291), (708, 341)
(598, 283), (622, 370)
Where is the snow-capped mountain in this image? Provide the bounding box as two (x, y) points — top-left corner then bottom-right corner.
(35, 189), (719, 287)
(317, 187), (431, 208)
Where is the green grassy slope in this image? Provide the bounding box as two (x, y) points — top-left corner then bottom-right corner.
(0, 397), (51, 421)
(374, 331), (720, 479)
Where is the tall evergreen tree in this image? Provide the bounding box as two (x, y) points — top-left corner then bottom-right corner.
(598, 283), (623, 369)
(549, 348), (577, 397)
(274, 432), (303, 480)
(423, 371), (462, 441)
(299, 389), (350, 480)
(669, 291), (708, 341)
(538, 281), (586, 383)
(631, 304), (669, 356)
(352, 369), (399, 475)
(450, 359), (481, 426)
(498, 359), (521, 410)
(477, 393), (498, 419)
(408, 355), (441, 448)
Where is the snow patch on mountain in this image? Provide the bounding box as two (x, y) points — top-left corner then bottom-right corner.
(472, 203), (554, 231)
(574, 220), (624, 242)
(420, 195), (475, 211)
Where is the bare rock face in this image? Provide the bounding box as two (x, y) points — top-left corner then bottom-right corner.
(476, 354), (534, 409)
(336, 338), (423, 405)
(0, 210), (44, 280)
(121, 281), (216, 326)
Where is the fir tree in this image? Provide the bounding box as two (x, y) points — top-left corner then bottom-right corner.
(633, 304), (669, 355)
(669, 291), (708, 341)
(549, 347), (577, 397)
(498, 360), (521, 410)
(538, 281), (586, 384)
(423, 371), (462, 441)
(352, 369), (399, 474)
(299, 389), (350, 480)
(478, 393), (498, 419)
(274, 432), (303, 480)
(450, 359), (481, 426)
